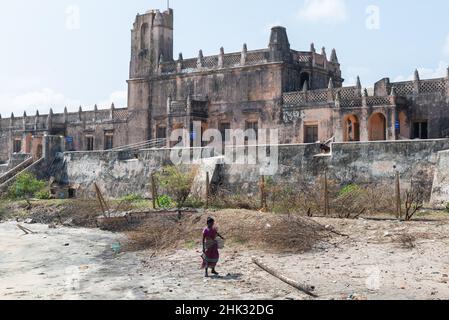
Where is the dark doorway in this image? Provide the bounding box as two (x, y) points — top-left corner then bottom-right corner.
(413, 121), (428, 139)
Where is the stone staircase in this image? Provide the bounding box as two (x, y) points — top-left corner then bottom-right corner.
(0, 157), (41, 193)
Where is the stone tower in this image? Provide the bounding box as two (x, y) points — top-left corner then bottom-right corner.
(127, 8), (174, 144)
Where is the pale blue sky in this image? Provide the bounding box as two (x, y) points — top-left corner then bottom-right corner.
(1, 0), (449, 116)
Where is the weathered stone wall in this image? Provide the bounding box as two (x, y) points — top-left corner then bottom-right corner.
(221, 140), (449, 196)
(430, 149), (449, 208)
(61, 149), (174, 198)
(61, 140), (449, 201)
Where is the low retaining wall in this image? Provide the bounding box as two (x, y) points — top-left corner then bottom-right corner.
(61, 139), (449, 201)
(430, 149), (449, 208)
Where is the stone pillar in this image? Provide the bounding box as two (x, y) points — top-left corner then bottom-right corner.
(333, 91), (343, 142)
(413, 69), (420, 95)
(360, 102), (369, 142)
(218, 47), (224, 68)
(177, 53), (183, 73)
(240, 44), (247, 66)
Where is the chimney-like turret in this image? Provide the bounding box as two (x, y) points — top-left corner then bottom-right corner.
(218, 47), (225, 68)
(268, 26), (291, 62)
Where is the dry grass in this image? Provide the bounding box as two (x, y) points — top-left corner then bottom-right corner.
(123, 210), (332, 253)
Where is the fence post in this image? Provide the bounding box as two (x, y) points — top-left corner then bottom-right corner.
(260, 175), (267, 211)
(151, 173), (157, 210)
(324, 171), (330, 216)
(395, 171), (401, 220)
(206, 171), (210, 209)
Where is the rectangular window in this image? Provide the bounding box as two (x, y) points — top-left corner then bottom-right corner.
(245, 121), (259, 141)
(104, 133), (114, 150)
(219, 123), (231, 143)
(413, 121), (428, 139)
(86, 136), (94, 151)
(13, 139), (22, 153)
(156, 126), (167, 140)
(304, 125), (319, 143)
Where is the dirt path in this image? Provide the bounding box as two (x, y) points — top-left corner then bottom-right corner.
(0, 222), (306, 300)
(1, 217), (449, 300)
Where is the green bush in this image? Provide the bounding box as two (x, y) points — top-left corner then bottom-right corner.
(155, 166), (196, 210)
(35, 190), (52, 200)
(8, 172), (46, 199)
(157, 195), (175, 209)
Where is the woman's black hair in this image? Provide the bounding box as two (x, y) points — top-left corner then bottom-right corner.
(207, 217), (215, 224)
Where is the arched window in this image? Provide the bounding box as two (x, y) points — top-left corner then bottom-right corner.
(368, 113), (387, 141)
(343, 115), (360, 142)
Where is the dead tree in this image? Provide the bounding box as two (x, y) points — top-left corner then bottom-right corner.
(404, 180), (424, 221)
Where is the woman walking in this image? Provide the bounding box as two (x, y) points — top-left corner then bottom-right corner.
(201, 217), (224, 277)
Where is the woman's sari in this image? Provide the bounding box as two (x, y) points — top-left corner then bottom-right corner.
(201, 227), (219, 269)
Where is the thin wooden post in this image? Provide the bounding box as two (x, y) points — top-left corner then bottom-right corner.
(151, 173), (157, 210)
(395, 171), (401, 220)
(260, 175), (267, 211)
(324, 171), (330, 216)
(206, 171), (210, 209)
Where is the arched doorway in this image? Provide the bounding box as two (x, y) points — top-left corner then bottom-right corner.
(300, 72), (310, 90)
(368, 113), (387, 141)
(343, 114), (360, 142)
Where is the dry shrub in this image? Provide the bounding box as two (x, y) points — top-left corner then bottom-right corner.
(124, 210), (331, 253)
(24, 199), (101, 227)
(211, 189), (259, 210)
(395, 233), (416, 249)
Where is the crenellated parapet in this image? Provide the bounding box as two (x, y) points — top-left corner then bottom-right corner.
(283, 70), (449, 110)
(0, 104), (128, 133)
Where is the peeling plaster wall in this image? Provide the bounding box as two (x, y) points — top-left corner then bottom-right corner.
(62, 140), (449, 201)
(430, 149), (449, 208)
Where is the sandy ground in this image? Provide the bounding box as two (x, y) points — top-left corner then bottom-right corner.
(1, 216), (449, 300)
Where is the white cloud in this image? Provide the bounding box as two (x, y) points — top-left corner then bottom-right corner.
(393, 61), (448, 82)
(298, 0), (348, 24)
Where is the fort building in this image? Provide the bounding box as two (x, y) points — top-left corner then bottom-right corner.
(1, 7), (449, 164)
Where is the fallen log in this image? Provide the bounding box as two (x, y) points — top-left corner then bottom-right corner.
(252, 258), (318, 298)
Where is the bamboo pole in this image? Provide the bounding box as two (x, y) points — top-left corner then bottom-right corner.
(395, 171), (401, 220)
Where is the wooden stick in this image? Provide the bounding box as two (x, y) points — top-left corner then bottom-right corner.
(395, 172), (401, 220)
(206, 171), (210, 209)
(260, 175), (267, 211)
(17, 224), (36, 235)
(324, 171), (330, 216)
(151, 173), (157, 210)
(252, 258), (318, 298)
